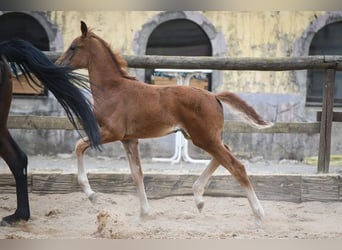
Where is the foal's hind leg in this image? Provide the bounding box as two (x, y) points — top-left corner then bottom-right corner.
(0, 130), (30, 226)
(209, 143), (264, 223)
(192, 144), (236, 212)
(122, 139), (150, 218)
(192, 158), (220, 212)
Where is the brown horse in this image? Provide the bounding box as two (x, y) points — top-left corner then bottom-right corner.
(57, 21), (273, 224)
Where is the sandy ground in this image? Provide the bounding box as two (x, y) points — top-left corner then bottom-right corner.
(1, 154), (342, 239)
(0, 192), (342, 239)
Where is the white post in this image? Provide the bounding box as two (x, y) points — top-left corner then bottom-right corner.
(152, 69), (211, 164)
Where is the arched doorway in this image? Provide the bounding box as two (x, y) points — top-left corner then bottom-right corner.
(0, 12), (49, 50)
(145, 19), (212, 90)
(0, 12), (50, 95)
(294, 11), (342, 107)
(307, 21), (342, 106)
(133, 11), (226, 92)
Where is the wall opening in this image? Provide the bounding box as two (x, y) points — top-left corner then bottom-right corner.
(294, 11), (342, 107)
(307, 21), (342, 106)
(133, 11), (226, 92)
(0, 11), (63, 97)
(145, 18), (212, 90)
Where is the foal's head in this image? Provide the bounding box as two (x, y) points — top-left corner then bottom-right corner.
(57, 21), (135, 80)
(56, 21), (94, 69)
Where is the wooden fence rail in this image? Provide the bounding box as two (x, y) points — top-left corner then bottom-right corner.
(13, 52), (341, 173)
(7, 115), (321, 134)
(1, 172), (341, 202)
(45, 51), (342, 71)
(6, 116), (331, 200)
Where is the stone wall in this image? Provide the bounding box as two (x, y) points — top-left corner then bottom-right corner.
(6, 11), (342, 160)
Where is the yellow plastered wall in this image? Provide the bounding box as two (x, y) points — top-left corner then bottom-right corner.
(48, 11), (325, 94)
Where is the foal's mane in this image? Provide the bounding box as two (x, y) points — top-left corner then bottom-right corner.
(90, 33), (136, 80)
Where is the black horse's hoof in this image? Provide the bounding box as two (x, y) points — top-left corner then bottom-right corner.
(0, 213), (29, 227)
(0, 219), (11, 227)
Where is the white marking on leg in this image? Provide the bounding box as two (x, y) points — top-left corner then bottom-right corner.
(76, 138), (95, 200)
(123, 140), (150, 218)
(136, 179), (150, 217)
(192, 158), (219, 212)
(130, 163), (150, 218)
(211, 144), (265, 225)
(243, 185), (265, 225)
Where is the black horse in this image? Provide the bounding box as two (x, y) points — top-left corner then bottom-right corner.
(0, 39), (101, 226)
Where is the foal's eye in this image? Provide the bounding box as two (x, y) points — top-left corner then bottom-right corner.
(69, 45), (77, 51)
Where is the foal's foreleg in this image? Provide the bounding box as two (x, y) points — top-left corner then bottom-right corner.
(192, 158), (220, 212)
(75, 137), (96, 202)
(122, 139), (150, 218)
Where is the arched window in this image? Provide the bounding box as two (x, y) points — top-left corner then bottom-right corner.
(145, 19), (212, 90)
(133, 11), (226, 92)
(0, 12), (50, 95)
(307, 21), (342, 106)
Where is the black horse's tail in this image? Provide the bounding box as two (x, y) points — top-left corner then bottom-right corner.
(0, 39), (101, 149)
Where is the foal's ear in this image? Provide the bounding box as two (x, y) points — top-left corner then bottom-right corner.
(81, 21), (88, 37)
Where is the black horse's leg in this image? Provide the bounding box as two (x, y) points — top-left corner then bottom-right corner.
(0, 130), (30, 226)
(0, 56), (29, 226)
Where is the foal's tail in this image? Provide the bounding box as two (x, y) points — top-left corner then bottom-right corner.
(215, 91), (273, 129)
(0, 39), (101, 149)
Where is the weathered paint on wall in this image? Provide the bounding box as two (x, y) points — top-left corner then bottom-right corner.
(48, 11), (324, 95)
(9, 11), (342, 160)
(47, 11), (158, 54)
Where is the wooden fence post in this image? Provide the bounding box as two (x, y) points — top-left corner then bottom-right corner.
(318, 68), (336, 173)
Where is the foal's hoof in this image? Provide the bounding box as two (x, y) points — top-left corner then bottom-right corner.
(88, 193), (97, 204)
(196, 201), (204, 213)
(139, 214), (150, 222)
(194, 196), (205, 212)
(253, 208), (265, 228)
(254, 217), (262, 228)
(139, 209), (152, 221)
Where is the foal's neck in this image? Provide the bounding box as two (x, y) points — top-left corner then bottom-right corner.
(87, 42), (126, 91)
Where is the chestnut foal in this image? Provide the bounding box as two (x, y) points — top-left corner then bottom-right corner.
(57, 21), (273, 224)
